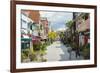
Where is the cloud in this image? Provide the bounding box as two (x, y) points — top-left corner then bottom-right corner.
(40, 11), (73, 31)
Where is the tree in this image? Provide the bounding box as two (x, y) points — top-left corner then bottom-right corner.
(66, 20), (74, 28)
(48, 31), (57, 43)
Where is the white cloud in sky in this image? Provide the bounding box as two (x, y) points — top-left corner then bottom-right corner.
(40, 11), (73, 31)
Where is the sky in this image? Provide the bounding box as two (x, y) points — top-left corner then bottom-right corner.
(40, 11), (73, 31)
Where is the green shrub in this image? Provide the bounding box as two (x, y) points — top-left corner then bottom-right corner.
(82, 43), (90, 59)
(21, 49), (29, 62)
(33, 42), (41, 51)
(40, 43), (47, 51)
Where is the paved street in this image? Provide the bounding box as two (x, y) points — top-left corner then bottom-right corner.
(45, 41), (83, 61)
(21, 10), (89, 63)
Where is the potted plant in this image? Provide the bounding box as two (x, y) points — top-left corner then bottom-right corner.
(82, 43), (90, 59)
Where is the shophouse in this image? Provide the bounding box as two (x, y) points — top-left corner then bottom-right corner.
(39, 17), (49, 41)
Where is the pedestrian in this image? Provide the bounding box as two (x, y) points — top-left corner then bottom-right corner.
(75, 48), (80, 58)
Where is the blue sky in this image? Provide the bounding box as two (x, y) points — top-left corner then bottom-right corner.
(40, 11), (73, 31)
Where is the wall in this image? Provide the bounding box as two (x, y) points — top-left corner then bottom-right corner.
(0, 0), (100, 73)
(22, 10), (40, 24)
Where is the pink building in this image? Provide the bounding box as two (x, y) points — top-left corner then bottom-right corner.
(75, 13), (90, 46)
(40, 17), (49, 40)
(76, 15), (90, 32)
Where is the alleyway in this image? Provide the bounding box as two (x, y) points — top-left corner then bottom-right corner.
(21, 10), (90, 63)
(45, 41), (83, 61)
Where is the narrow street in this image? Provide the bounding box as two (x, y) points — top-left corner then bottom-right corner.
(21, 10), (90, 63)
(45, 41), (83, 61)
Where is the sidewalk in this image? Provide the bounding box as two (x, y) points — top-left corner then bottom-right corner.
(44, 41), (84, 61)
